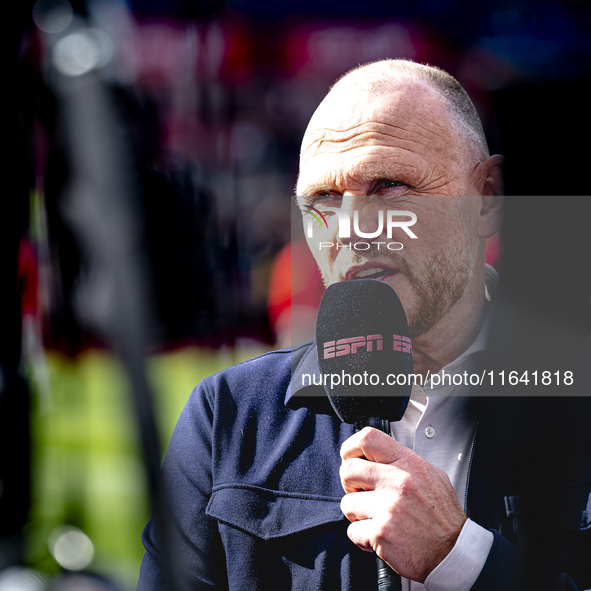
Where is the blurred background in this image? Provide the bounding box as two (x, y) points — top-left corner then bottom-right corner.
(2, 0), (590, 589)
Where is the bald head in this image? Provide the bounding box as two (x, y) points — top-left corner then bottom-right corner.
(301, 59), (489, 175)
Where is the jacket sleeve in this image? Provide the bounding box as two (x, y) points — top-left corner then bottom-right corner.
(137, 381), (227, 590)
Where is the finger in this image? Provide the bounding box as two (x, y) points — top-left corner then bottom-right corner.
(340, 490), (388, 522)
(346, 519), (376, 553)
(340, 427), (409, 465)
(339, 457), (404, 493)
(340, 457), (379, 493)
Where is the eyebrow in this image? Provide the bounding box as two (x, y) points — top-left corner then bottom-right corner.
(296, 164), (408, 196)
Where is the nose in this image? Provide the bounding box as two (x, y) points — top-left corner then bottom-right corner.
(336, 196), (387, 246)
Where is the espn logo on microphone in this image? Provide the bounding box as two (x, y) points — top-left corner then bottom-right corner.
(323, 334), (412, 359)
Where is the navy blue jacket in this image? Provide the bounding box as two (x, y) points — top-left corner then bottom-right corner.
(138, 340), (591, 591)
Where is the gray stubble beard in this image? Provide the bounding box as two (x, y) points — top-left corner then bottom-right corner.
(317, 242), (475, 340)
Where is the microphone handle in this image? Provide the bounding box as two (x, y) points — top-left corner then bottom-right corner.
(355, 418), (402, 591)
(376, 556), (402, 591)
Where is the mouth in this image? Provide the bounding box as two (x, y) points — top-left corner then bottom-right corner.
(346, 265), (399, 282)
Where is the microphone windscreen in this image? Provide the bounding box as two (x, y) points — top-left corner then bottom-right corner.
(316, 279), (413, 423)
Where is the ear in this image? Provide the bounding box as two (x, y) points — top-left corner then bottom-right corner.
(472, 154), (504, 196)
(472, 155), (504, 239)
(478, 194), (503, 239)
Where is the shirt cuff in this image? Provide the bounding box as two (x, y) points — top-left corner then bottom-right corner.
(424, 518), (493, 591)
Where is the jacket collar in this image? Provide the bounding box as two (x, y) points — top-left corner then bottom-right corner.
(285, 340), (338, 416)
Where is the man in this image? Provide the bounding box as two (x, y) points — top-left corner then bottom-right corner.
(138, 60), (591, 590)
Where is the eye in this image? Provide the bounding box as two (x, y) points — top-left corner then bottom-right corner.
(372, 179), (409, 194)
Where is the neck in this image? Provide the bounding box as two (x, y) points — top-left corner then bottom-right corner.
(411, 274), (489, 381)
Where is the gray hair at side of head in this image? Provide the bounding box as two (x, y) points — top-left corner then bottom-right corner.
(332, 59), (490, 163)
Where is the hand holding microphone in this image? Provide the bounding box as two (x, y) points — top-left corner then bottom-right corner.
(339, 427), (466, 583)
(316, 279), (466, 586)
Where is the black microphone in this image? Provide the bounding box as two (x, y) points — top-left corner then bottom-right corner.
(316, 278), (414, 591)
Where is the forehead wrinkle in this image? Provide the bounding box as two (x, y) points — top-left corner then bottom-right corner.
(304, 119), (441, 143)
(302, 130), (432, 162)
(304, 136), (445, 168)
(299, 139), (426, 177)
(303, 119), (448, 155)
